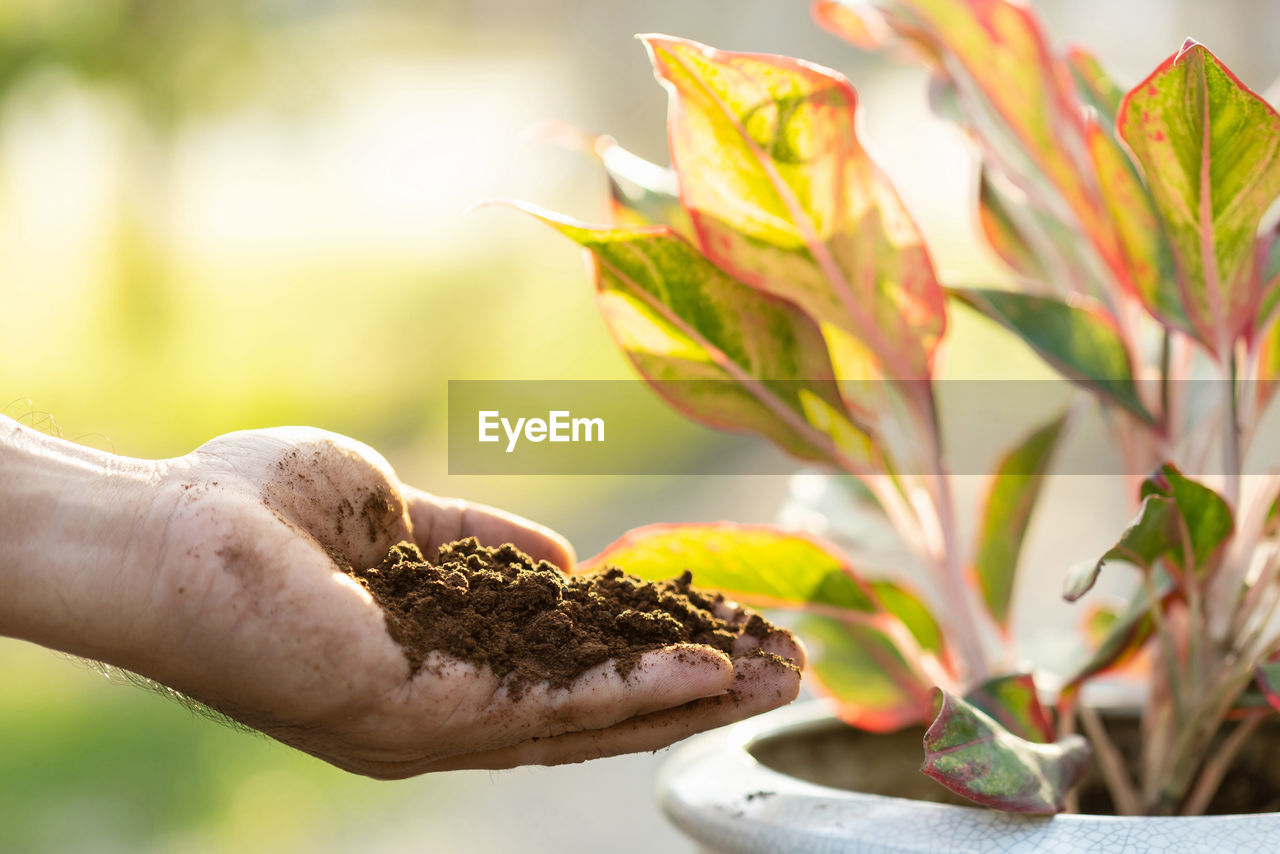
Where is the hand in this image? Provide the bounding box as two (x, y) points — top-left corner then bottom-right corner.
(104, 427), (803, 778)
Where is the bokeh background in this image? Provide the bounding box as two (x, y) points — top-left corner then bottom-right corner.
(1, 2), (1276, 851)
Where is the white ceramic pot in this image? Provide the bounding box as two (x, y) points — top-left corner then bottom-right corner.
(656, 700), (1280, 854)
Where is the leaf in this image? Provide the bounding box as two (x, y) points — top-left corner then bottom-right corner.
(532, 122), (692, 236)
(1143, 463), (1234, 569)
(596, 139), (693, 237)
(585, 523), (948, 732)
(1254, 648), (1280, 713)
(1118, 40), (1280, 354)
(1258, 224), (1280, 327)
(973, 413), (1066, 628)
(965, 673), (1055, 743)
(869, 579), (944, 654)
(977, 168), (1049, 283)
(922, 690), (1090, 814)
(1062, 569), (1175, 687)
(822, 0), (1133, 305)
(811, 0), (892, 50)
(518, 205), (876, 468)
(643, 35), (945, 382)
(1066, 47), (1125, 123)
(580, 522), (878, 612)
(799, 613), (937, 732)
(1064, 494), (1176, 602)
(1082, 604), (1120, 648)
(1082, 114), (1184, 331)
(1259, 304), (1280, 411)
(1067, 465), (1232, 601)
(953, 288), (1152, 423)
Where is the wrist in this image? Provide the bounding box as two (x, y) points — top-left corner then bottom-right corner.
(0, 416), (169, 663)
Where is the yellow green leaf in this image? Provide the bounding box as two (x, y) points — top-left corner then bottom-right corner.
(580, 522), (880, 612)
(643, 35), (945, 382)
(973, 413), (1066, 628)
(584, 523), (948, 732)
(821, 0), (1131, 305)
(518, 204), (877, 468)
(1118, 40), (1280, 354)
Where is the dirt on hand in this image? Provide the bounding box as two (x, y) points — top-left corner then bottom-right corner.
(344, 537), (788, 698)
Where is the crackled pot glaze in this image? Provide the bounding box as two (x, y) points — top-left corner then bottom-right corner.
(656, 701), (1280, 854)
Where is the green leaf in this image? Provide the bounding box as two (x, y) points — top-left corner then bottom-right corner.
(643, 35), (945, 382)
(580, 522), (878, 612)
(965, 673), (1055, 743)
(518, 205), (876, 468)
(973, 413), (1066, 627)
(922, 690), (1090, 814)
(584, 523), (947, 733)
(1118, 40), (1280, 354)
(976, 168), (1050, 283)
(1065, 494), (1176, 602)
(953, 288), (1152, 423)
(799, 613), (937, 732)
(1064, 48), (1179, 317)
(1259, 225), (1280, 322)
(1082, 603), (1121, 648)
(1066, 47), (1125, 123)
(1062, 569), (1175, 687)
(1082, 113), (1184, 332)
(1067, 465), (1232, 601)
(1143, 463), (1234, 568)
(869, 579), (944, 654)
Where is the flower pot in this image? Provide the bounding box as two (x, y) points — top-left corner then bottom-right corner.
(656, 699), (1280, 853)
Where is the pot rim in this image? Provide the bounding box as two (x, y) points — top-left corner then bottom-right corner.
(656, 699), (1280, 853)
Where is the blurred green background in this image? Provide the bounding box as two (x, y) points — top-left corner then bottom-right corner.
(1, 1), (1275, 851)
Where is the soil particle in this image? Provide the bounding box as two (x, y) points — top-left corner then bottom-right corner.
(346, 538), (783, 699)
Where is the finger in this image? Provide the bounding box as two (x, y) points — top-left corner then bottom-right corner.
(418, 652), (802, 772)
(499, 640), (742, 742)
(709, 596), (807, 670)
(316, 645), (738, 780)
(402, 486), (575, 570)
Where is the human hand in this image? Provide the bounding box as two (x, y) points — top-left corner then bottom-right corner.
(86, 427), (802, 778)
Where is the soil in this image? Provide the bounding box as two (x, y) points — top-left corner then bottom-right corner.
(1073, 717), (1280, 816)
(345, 537), (791, 698)
(751, 716), (1280, 815)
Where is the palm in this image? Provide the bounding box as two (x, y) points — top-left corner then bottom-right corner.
(130, 427), (801, 778)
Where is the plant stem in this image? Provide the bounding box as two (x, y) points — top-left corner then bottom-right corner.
(892, 380), (993, 686)
(1159, 328), (1171, 435)
(1156, 662), (1256, 811)
(931, 472), (992, 684)
(1180, 714), (1266, 816)
(915, 382), (994, 684)
(1079, 704), (1142, 816)
(1223, 352), (1242, 508)
(1144, 573), (1186, 725)
(1175, 514), (1204, 708)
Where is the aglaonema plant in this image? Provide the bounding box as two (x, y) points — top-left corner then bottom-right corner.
(509, 0), (1280, 817)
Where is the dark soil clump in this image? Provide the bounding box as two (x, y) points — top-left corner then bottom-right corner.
(346, 538), (783, 698)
